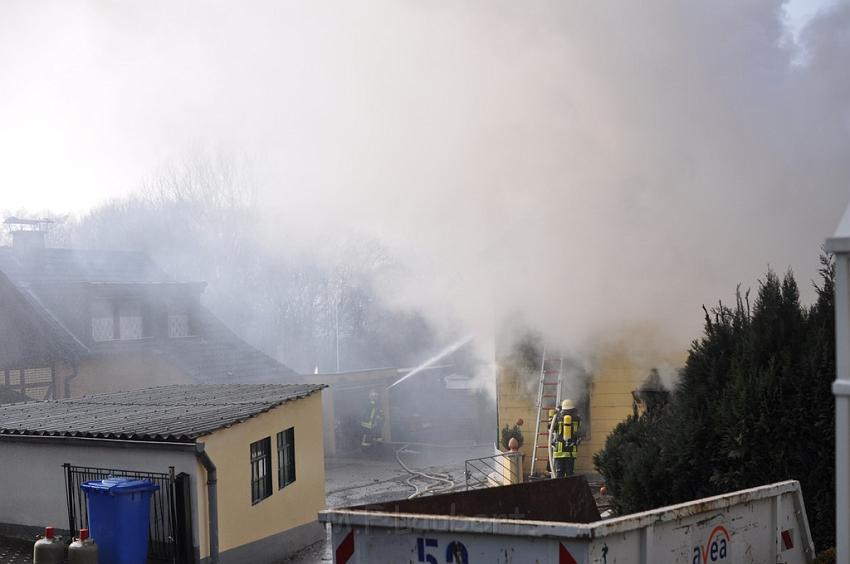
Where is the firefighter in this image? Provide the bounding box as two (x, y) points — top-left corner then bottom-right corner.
(552, 398), (582, 478)
(360, 390), (384, 449)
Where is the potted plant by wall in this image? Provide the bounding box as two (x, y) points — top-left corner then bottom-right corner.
(501, 419), (524, 451)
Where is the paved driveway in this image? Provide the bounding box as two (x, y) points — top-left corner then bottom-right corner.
(284, 443), (494, 563)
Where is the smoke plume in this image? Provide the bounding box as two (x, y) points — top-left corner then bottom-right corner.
(2, 1), (849, 362)
(254, 1), (850, 356)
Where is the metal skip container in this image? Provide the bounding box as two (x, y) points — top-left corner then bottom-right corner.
(319, 479), (815, 563)
(80, 477), (159, 564)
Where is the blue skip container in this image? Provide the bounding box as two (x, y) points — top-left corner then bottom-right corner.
(81, 477), (160, 564)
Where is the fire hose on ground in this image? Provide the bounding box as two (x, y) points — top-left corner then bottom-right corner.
(395, 445), (455, 499)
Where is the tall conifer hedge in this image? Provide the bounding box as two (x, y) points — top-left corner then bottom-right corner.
(595, 256), (836, 549)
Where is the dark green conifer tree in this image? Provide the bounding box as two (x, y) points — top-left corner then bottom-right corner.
(595, 257), (836, 548)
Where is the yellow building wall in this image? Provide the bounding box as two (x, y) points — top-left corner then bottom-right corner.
(497, 338), (685, 477)
(195, 391), (325, 558)
(70, 354), (189, 397)
(496, 363), (538, 469)
(575, 351), (638, 473)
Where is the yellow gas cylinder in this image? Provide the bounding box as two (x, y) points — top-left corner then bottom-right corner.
(32, 526), (64, 564)
(68, 529), (98, 564)
(563, 415), (572, 439)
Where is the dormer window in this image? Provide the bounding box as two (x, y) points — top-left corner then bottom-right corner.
(119, 301), (143, 340)
(91, 299), (146, 341)
(91, 300), (115, 342)
(168, 302), (191, 338)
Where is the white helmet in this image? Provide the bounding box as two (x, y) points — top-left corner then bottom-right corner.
(561, 399), (575, 410)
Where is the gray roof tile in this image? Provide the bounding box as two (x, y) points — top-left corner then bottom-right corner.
(0, 384), (324, 442)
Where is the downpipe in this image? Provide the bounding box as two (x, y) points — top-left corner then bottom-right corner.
(63, 363), (78, 398)
(195, 444), (219, 564)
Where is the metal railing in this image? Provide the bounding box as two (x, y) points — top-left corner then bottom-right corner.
(63, 463), (186, 562)
(464, 452), (523, 490)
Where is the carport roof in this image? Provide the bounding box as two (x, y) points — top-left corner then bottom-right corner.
(0, 384), (325, 443)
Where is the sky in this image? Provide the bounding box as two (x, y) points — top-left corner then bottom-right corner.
(0, 0), (842, 213)
(788, 0), (843, 36)
(1, 1), (849, 358)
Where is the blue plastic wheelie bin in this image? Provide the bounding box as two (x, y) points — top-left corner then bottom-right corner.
(80, 477), (160, 564)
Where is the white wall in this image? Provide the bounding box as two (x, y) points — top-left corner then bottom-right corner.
(0, 440), (199, 537)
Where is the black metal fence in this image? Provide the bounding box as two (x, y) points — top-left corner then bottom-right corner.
(63, 463), (193, 563)
(464, 452), (523, 490)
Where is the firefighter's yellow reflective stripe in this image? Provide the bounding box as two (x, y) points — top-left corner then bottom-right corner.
(553, 439), (569, 458)
(554, 440), (568, 458)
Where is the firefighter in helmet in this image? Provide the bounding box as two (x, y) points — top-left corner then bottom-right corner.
(360, 390), (384, 449)
(552, 398), (582, 478)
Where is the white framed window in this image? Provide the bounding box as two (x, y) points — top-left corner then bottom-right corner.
(167, 300), (192, 338)
(168, 314), (189, 337)
(91, 300), (115, 342)
(7, 369), (21, 385)
(118, 301), (143, 340)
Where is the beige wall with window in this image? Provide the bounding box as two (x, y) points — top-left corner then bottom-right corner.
(195, 391), (325, 558)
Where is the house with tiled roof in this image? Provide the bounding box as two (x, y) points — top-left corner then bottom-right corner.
(0, 383), (326, 563)
(0, 218), (299, 400)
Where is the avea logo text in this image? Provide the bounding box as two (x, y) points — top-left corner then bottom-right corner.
(692, 525), (730, 564)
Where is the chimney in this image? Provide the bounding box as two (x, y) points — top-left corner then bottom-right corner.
(4, 217), (53, 251)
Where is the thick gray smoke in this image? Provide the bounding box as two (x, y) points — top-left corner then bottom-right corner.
(254, 1), (850, 357)
(3, 1), (849, 363)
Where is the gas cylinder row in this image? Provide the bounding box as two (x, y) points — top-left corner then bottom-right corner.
(33, 526), (98, 564)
